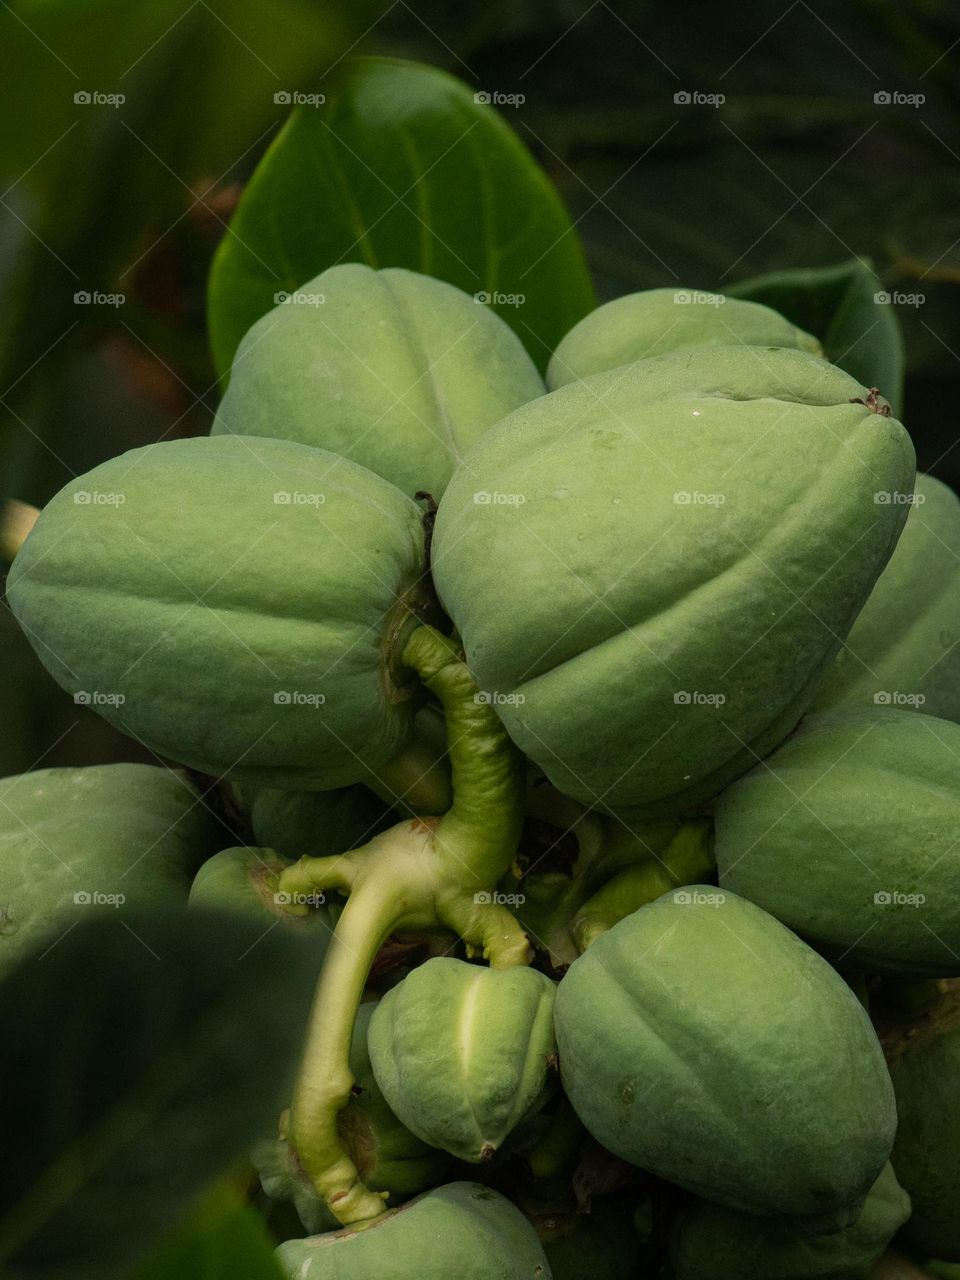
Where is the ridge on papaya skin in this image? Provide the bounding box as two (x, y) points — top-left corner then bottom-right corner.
(277, 625), (532, 1225)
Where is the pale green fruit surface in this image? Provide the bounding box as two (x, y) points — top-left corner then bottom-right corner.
(547, 286), (820, 389)
(433, 347), (915, 814)
(7, 435), (429, 790)
(554, 888), (896, 1223)
(213, 264), (545, 499)
(716, 708), (960, 974)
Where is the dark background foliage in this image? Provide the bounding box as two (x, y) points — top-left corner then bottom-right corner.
(1, 0), (957, 774)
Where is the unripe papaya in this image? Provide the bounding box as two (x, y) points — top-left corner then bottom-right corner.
(0, 764), (218, 977)
(716, 708), (960, 974)
(433, 347), (915, 814)
(879, 981), (960, 1260)
(255, 1002), (450, 1234)
(274, 1181), (553, 1279)
(670, 1163), (910, 1280)
(239, 785), (393, 859)
(530, 1201), (642, 1279)
(188, 846), (339, 943)
(213, 264), (545, 499)
(811, 474), (960, 722)
(7, 436), (431, 790)
(368, 957), (558, 1163)
(554, 888), (896, 1224)
(547, 287), (820, 389)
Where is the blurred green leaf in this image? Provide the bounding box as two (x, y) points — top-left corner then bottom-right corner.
(730, 260), (905, 415)
(0, 906), (319, 1280)
(130, 1183), (284, 1280)
(208, 56), (595, 377)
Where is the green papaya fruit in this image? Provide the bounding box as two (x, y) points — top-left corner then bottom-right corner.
(715, 708), (960, 974)
(547, 287), (820, 389)
(368, 957), (558, 1162)
(879, 980), (960, 1259)
(7, 436), (431, 790)
(254, 1002), (450, 1234)
(811, 474), (960, 721)
(213, 264), (545, 499)
(554, 888), (896, 1224)
(433, 347), (915, 815)
(669, 1162), (910, 1280)
(188, 846), (338, 940)
(0, 764), (218, 977)
(240, 785), (394, 860)
(274, 1181), (553, 1279)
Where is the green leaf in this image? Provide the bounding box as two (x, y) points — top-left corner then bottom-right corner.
(208, 56), (595, 377)
(0, 905), (319, 1280)
(728, 260), (905, 417)
(130, 1183), (284, 1280)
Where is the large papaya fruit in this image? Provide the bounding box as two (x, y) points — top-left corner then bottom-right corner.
(433, 347), (915, 815)
(7, 436), (431, 790)
(274, 1181), (553, 1279)
(0, 764), (218, 977)
(669, 1163), (910, 1280)
(255, 1001), (450, 1235)
(368, 957), (557, 1163)
(715, 708), (960, 974)
(213, 264), (545, 499)
(878, 980), (960, 1260)
(547, 286), (819, 388)
(554, 888), (896, 1224)
(811, 473), (960, 722)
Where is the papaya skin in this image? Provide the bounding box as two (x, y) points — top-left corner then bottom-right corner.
(811, 473), (960, 722)
(669, 1163), (911, 1280)
(279, 626), (531, 1225)
(274, 1181), (552, 1280)
(213, 263), (545, 500)
(7, 435), (433, 792)
(547, 286), (820, 389)
(876, 979), (960, 1260)
(0, 764), (219, 978)
(367, 957), (557, 1163)
(716, 708), (960, 974)
(554, 888), (896, 1224)
(433, 345), (915, 815)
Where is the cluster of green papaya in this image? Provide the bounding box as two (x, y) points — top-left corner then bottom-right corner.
(6, 269), (960, 1278)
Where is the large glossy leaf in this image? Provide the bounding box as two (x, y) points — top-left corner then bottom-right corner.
(207, 56), (595, 377)
(130, 1184), (284, 1280)
(0, 906), (319, 1280)
(730, 260), (905, 417)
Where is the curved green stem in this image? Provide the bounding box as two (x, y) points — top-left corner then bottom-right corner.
(279, 625), (528, 1224)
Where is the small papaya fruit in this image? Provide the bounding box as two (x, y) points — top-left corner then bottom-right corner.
(811, 473), (960, 722)
(715, 708), (960, 974)
(669, 1162), (910, 1280)
(213, 264), (545, 499)
(554, 888), (896, 1224)
(433, 347), (915, 814)
(274, 1181), (553, 1279)
(0, 764), (218, 977)
(547, 286), (820, 388)
(878, 979), (960, 1260)
(367, 957), (557, 1163)
(530, 1200), (642, 1280)
(188, 846), (338, 940)
(254, 1002), (450, 1235)
(7, 436), (431, 791)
